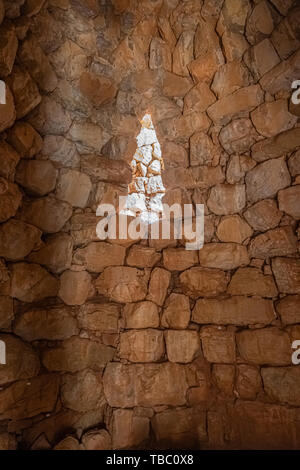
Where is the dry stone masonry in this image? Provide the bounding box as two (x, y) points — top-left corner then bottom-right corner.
(0, 0), (299, 451)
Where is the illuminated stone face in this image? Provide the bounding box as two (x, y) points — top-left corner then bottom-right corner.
(121, 113), (165, 224)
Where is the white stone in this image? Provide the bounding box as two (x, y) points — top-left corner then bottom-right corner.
(136, 128), (158, 147)
(122, 193), (147, 213)
(148, 160), (161, 175)
(134, 145), (153, 166)
(149, 194), (164, 213)
(153, 142), (162, 159)
(140, 114), (154, 129)
(146, 176), (165, 194)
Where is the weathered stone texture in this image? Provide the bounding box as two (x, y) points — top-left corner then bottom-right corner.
(103, 362), (190, 408)
(237, 328), (291, 365)
(0, 0), (299, 451)
(193, 296), (275, 326)
(180, 267), (230, 298)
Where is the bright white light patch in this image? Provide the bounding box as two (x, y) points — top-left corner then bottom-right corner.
(121, 113), (165, 224)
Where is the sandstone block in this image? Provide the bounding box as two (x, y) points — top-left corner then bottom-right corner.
(82, 429), (111, 450)
(244, 39), (280, 80)
(69, 121), (110, 153)
(152, 408), (206, 448)
(200, 326), (236, 363)
(193, 296), (275, 326)
(245, 159), (291, 203)
(19, 38), (58, 93)
(149, 37), (172, 71)
(81, 154), (131, 185)
(78, 302), (120, 333)
(246, 0), (279, 45)
(188, 50), (225, 84)
(278, 185), (300, 220)
(244, 199), (282, 231)
(54, 437), (80, 451)
(207, 85), (264, 125)
(7, 122), (43, 159)
(0, 177), (22, 223)
(161, 293), (191, 330)
(0, 433), (16, 451)
(79, 72), (117, 106)
(219, 118), (260, 154)
(147, 267), (171, 306)
(7, 65), (41, 119)
(217, 215), (253, 243)
(14, 306), (79, 341)
(207, 184), (246, 215)
(222, 30), (249, 62)
(0, 141), (20, 181)
(276, 295), (300, 325)
(199, 243), (249, 270)
(0, 334), (40, 385)
(42, 337), (115, 372)
(249, 226), (297, 258)
(288, 150), (300, 177)
(272, 257), (300, 294)
(228, 268), (278, 297)
(260, 49), (300, 95)
(0, 219), (42, 261)
(172, 31), (194, 77)
(96, 266), (149, 303)
(20, 196), (73, 233)
(218, 0), (250, 35)
(16, 160), (58, 196)
(180, 267), (229, 297)
(127, 245), (161, 268)
(227, 401), (300, 449)
(103, 362), (189, 407)
(262, 367), (300, 406)
(251, 128), (300, 162)
(162, 71), (193, 98)
(165, 330), (200, 363)
(29, 96), (71, 135)
(0, 374), (59, 421)
(123, 301), (159, 329)
(56, 169), (92, 208)
(163, 248), (198, 272)
(59, 270), (92, 305)
(190, 132), (220, 166)
(236, 364), (262, 400)
(10, 262), (58, 302)
(61, 370), (104, 412)
(226, 154), (256, 184)
(213, 364), (235, 395)
(251, 100), (297, 138)
(70, 0), (100, 17)
(42, 135), (80, 168)
(237, 327), (291, 365)
(0, 22), (18, 77)
(184, 82), (216, 114)
(0, 296), (14, 329)
(111, 409), (149, 449)
(119, 329), (164, 363)
(27, 233), (73, 274)
(211, 61), (251, 98)
(74, 242), (126, 273)
(0, 84), (15, 133)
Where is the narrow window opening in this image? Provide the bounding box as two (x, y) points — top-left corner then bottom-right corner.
(121, 113), (166, 224)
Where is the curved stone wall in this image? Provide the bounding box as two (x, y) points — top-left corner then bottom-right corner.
(0, 0), (299, 450)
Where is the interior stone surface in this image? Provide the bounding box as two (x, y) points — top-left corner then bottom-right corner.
(0, 0), (299, 450)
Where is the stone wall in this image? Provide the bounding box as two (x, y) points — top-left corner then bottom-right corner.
(0, 0), (299, 450)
